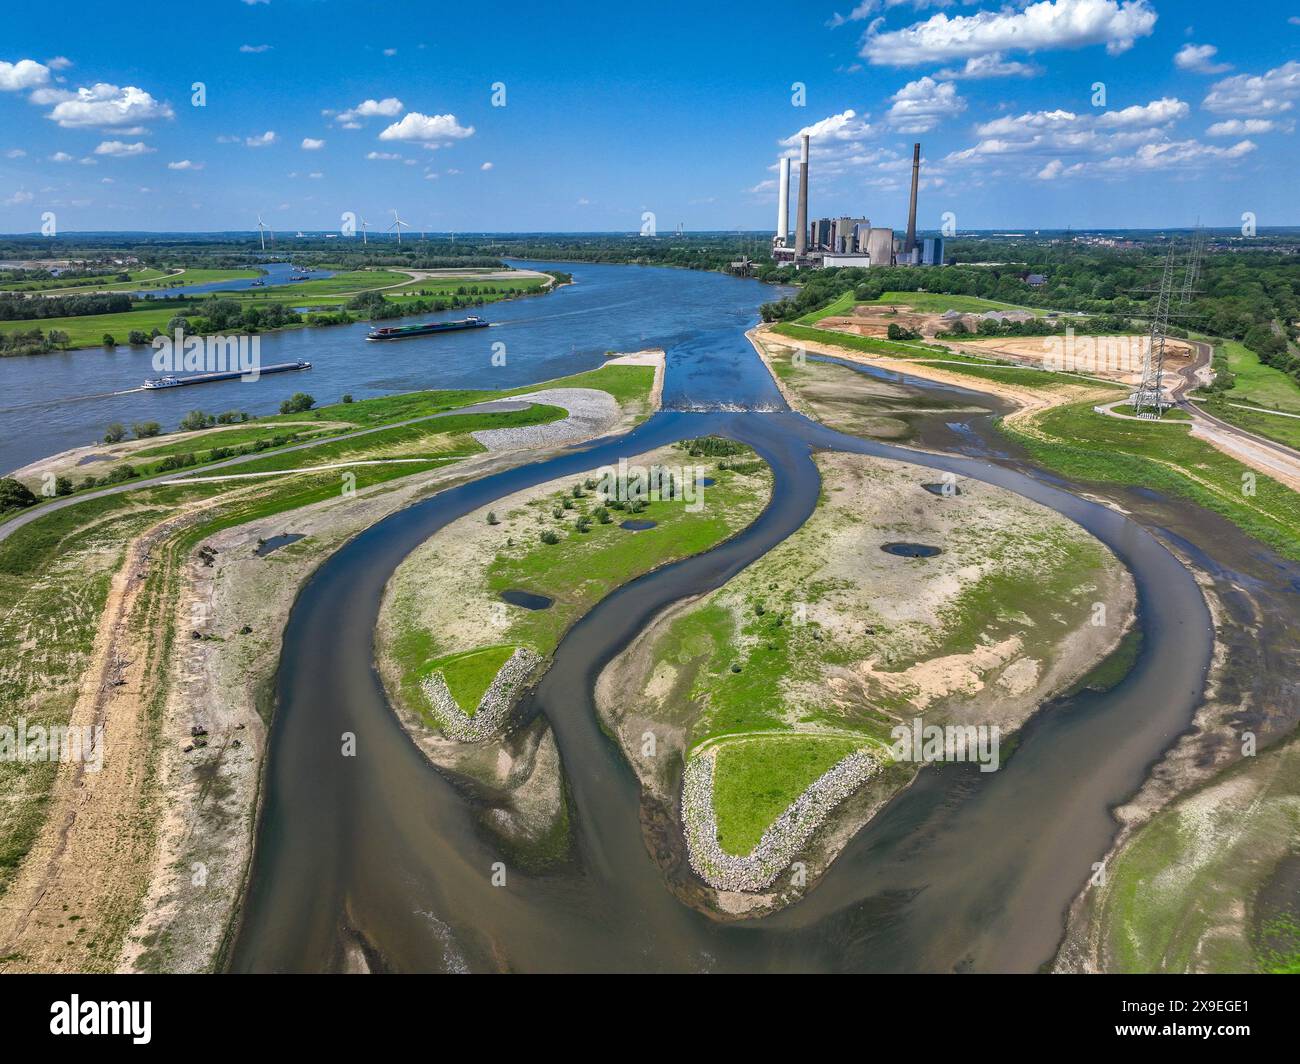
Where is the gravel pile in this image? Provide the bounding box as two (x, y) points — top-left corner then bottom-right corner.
(419, 646), (542, 742)
(471, 388), (620, 451)
(681, 744), (880, 892)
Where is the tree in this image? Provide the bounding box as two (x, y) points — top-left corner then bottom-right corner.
(133, 421), (162, 439)
(178, 409), (214, 432)
(0, 477), (38, 515)
(104, 422), (127, 443)
(102, 334), (117, 348)
(279, 392), (315, 415)
(127, 330), (149, 345)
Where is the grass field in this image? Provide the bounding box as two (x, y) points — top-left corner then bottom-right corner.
(1097, 735), (1300, 973)
(711, 735), (862, 855)
(423, 645), (517, 715)
(1201, 401), (1300, 451)
(866, 291), (1046, 314)
(0, 267), (549, 351)
(1006, 399), (1300, 561)
(1221, 340), (1300, 413)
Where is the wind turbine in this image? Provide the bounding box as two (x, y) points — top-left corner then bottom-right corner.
(256, 213), (274, 251)
(359, 215), (369, 245)
(387, 208), (410, 245)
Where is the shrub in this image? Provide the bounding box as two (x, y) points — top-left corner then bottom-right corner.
(103, 422), (127, 444)
(540, 529), (560, 545)
(0, 477), (39, 514)
(132, 421), (162, 439)
(279, 392), (315, 415)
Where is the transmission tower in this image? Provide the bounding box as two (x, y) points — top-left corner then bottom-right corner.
(1179, 225), (1206, 306)
(1130, 243), (1178, 419)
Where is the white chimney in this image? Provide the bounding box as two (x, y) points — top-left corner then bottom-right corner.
(776, 156), (791, 245)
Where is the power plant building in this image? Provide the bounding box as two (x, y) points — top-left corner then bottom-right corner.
(771, 136), (939, 269)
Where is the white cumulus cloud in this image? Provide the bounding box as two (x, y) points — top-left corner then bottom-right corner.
(887, 76), (967, 132)
(167, 159), (203, 170)
(861, 0), (1158, 66)
(1203, 61), (1300, 116)
(1174, 43), (1232, 75)
(245, 130), (277, 147)
(47, 83), (173, 129)
(0, 59), (50, 91)
(301, 137), (325, 150)
(334, 97), (403, 126)
(378, 112), (474, 142)
(93, 139), (154, 157)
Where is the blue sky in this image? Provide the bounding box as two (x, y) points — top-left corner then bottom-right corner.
(1, 0), (1297, 233)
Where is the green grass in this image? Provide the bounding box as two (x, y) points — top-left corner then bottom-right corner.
(772, 322), (948, 359)
(1201, 400), (1300, 451)
(1099, 738), (1300, 973)
(1005, 399), (1300, 561)
(0, 267), (548, 350)
(795, 290), (856, 324)
(485, 461), (770, 656)
(424, 645), (517, 715)
(772, 321), (1095, 389)
(866, 291), (1046, 315)
(1221, 340), (1300, 413)
(131, 422), (339, 459)
(712, 735), (863, 855)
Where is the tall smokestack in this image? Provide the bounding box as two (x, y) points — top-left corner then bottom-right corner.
(904, 142), (920, 254)
(795, 134), (810, 256)
(776, 156), (790, 245)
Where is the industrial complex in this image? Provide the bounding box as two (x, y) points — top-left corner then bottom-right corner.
(773, 136), (944, 270)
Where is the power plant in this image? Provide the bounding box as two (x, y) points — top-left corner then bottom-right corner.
(772, 139), (943, 270)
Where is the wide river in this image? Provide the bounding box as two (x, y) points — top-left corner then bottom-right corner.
(204, 261), (1214, 972)
(0, 260), (783, 472)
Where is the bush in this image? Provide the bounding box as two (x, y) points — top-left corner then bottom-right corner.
(0, 477), (39, 514)
(487, 511), (500, 525)
(595, 505), (611, 524)
(540, 529), (560, 545)
(279, 392), (315, 415)
(102, 334), (117, 348)
(103, 422), (127, 444)
(132, 421), (162, 439)
(341, 393), (353, 404)
(179, 409), (214, 432)
(127, 330), (150, 345)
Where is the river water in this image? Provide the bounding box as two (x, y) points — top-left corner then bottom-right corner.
(0, 261), (783, 472)
(224, 261), (1214, 973)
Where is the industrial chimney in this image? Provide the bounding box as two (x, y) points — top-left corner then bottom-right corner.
(776, 156), (790, 246)
(904, 142), (920, 255)
(794, 134), (809, 257)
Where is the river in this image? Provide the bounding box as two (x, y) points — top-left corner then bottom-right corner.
(0, 261), (784, 472)
(224, 261), (1213, 973)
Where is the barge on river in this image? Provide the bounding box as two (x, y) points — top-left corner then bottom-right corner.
(366, 316), (488, 341)
(142, 359), (312, 389)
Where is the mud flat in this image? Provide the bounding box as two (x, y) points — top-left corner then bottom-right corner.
(374, 439), (773, 862)
(596, 449), (1135, 917)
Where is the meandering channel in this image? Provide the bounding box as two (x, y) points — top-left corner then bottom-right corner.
(227, 271), (1213, 973)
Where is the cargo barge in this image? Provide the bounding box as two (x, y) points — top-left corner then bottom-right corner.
(142, 359), (312, 389)
(366, 315), (488, 341)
